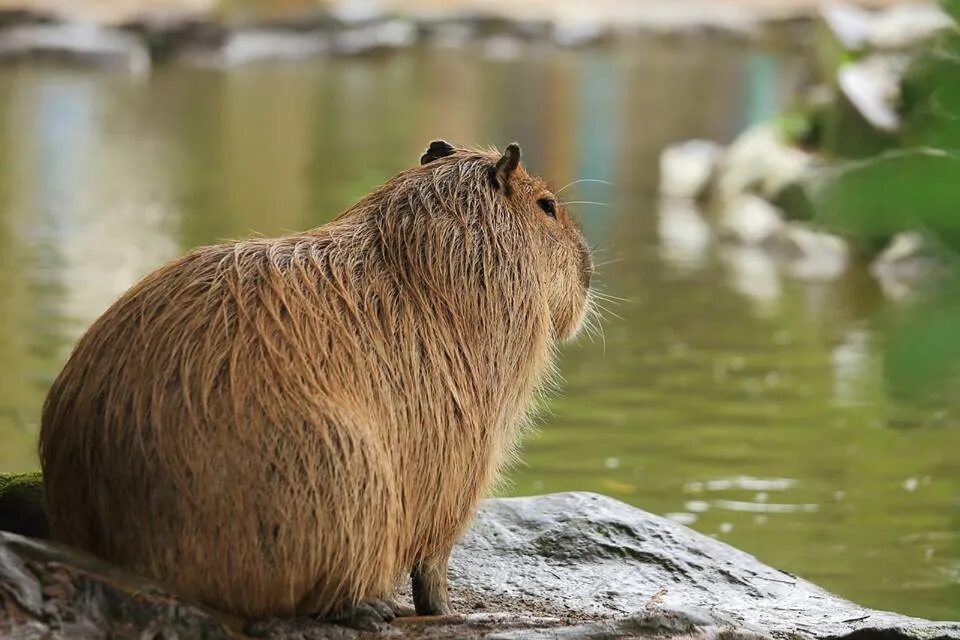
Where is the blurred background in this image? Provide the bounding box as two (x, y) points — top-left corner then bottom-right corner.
(0, 0), (958, 623)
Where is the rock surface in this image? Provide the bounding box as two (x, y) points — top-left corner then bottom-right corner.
(0, 23), (150, 72)
(183, 28), (329, 67)
(2, 490), (959, 639)
(837, 54), (908, 132)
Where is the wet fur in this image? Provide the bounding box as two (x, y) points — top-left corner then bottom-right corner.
(39, 146), (592, 618)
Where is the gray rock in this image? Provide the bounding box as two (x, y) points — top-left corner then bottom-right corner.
(329, 0), (388, 26)
(0, 23), (150, 73)
(454, 493), (960, 639)
(2, 492), (958, 639)
(0, 531), (238, 640)
(185, 29), (329, 68)
(332, 19), (417, 55)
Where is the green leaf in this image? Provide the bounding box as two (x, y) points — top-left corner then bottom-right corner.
(812, 148), (960, 250)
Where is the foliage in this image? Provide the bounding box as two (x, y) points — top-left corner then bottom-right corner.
(814, 149), (960, 251)
(901, 5), (960, 151)
(885, 290), (960, 393)
(0, 472), (48, 538)
(811, 2), (960, 394)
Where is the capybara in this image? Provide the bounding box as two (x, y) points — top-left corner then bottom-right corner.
(39, 140), (594, 623)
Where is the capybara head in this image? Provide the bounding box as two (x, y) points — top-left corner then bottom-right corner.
(418, 140), (593, 340)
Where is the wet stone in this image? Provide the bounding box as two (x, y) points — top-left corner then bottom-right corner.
(0, 23), (150, 73)
(2, 491), (958, 639)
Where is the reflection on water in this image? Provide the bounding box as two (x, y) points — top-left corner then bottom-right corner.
(657, 198), (711, 272)
(0, 42), (957, 620)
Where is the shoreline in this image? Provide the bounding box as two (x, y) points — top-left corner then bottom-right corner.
(0, 0), (938, 71)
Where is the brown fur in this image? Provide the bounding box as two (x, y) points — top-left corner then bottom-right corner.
(38, 143), (593, 618)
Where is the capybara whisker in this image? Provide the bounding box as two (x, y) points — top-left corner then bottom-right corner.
(554, 178), (612, 195)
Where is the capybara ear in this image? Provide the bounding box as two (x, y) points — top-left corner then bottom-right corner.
(491, 143), (521, 194)
(420, 139), (456, 165)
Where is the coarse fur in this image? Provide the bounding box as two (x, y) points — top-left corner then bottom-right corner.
(39, 143), (593, 619)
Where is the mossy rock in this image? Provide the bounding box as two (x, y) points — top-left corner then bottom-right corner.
(0, 472), (48, 539)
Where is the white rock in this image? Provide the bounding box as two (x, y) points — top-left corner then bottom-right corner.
(877, 230), (927, 264)
(335, 19), (416, 55)
(0, 23), (150, 74)
(838, 55), (908, 132)
(715, 124), (816, 202)
(329, 0), (386, 25)
(194, 30), (328, 67)
(553, 8), (608, 47)
(659, 140), (723, 200)
(719, 194), (785, 246)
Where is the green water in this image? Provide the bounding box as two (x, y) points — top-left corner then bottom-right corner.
(0, 42), (957, 621)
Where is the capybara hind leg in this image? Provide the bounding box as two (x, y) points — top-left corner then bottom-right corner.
(411, 554), (453, 615)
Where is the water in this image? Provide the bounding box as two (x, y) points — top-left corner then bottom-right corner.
(0, 41), (957, 621)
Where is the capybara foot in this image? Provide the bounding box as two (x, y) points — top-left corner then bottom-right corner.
(386, 600), (417, 617)
(412, 558), (453, 616)
(328, 598), (401, 631)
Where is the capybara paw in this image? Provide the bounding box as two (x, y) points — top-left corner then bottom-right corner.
(385, 599), (416, 617)
(417, 598), (453, 616)
(328, 598), (398, 631)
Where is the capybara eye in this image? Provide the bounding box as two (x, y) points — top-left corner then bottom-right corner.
(537, 198), (557, 219)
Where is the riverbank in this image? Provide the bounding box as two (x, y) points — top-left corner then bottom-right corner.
(0, 0), (944, 71)
(0, 0), (938, 26)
